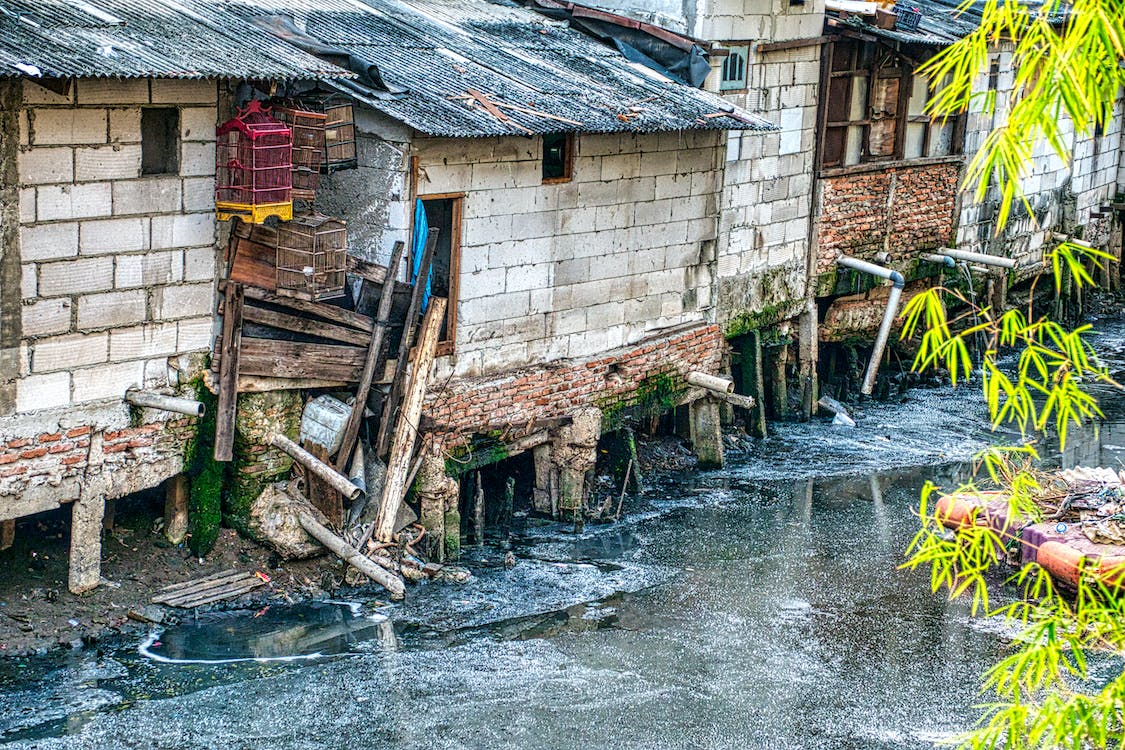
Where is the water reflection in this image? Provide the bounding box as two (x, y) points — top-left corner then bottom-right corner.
(140, 602), (394, 665)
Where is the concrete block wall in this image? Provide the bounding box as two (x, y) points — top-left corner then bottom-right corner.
(956, 48), (1125, 270)
(15, 78), (218, 415)
(714, 40), (822, 330)
(413, 130), (723, 380)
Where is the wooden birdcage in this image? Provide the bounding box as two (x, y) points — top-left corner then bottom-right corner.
(323, 101), (357, 170)
(215, 101), (293, 224)
(275, 214), (347, 301)
(273, 104), (326, 202)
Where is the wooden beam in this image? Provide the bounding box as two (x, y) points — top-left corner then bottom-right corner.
(214, 282), (243, 463)
(242, 302), (371, 347)
(756, 35), (831, 53)
(375, 232), (439, 458)
(373, 297), (447, 543)
(335, 240), (408, 473)
(237, 338), (366, 382)
(231, 282), (375, 334)
(164, 474), (189, 545)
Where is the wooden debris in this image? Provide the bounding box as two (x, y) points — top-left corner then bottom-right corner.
(164, 474), (189, 545)
(373, 297), (447, 543)
(242, 304), (370, 347)
(152, 569), (266, 608)
(214, 282), (244, 462)
(268, 433), (362, 502)
(303, 440), (343, 526)
(238, 339), (366, 383)
(335, 240), (408, 473)
(297, 510), (405, 599)
(375, 232), (440, 458)
(1, 519), (14, 551)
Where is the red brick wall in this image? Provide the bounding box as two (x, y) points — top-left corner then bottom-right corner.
(0, 418), (196, 503)
(425, 323), (724, 449)
(817, 162), (960, 274)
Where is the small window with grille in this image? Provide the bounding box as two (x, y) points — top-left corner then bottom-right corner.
(720, 44), (749, 91)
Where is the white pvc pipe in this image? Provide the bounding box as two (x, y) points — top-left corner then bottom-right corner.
(125, 389), (205, 417)
(920, 253), (956, 268)
(939, 248), (1017, 269)
(836, 256), (905, 397)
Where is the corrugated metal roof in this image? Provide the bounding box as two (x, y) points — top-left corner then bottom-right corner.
(832, 0), (1061, 47)
(222, 0), (775, 136)
(0, 0), (350, 79)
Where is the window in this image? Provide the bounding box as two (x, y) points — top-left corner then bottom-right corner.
(821, 39), (964, 168)
(141, 107), (180, 175)
(720, 44), (749, 91)
(420, 194), (461, 353)
(542, 133), (573, 183)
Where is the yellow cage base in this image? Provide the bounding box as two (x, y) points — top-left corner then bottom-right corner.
(216, 201), (293, 225)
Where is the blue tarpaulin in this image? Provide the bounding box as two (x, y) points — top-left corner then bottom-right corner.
(412, 199), (431, 311)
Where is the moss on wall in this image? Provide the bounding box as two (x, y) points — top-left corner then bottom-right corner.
(184, 379), (224, 557)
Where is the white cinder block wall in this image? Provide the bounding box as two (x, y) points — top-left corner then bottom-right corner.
(956, 47), (1125, 268)
(414, 131), (724, 379)
(15, 78), (218, 414)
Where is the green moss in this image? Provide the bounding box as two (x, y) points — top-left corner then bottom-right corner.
(599, 372), (683, 432)
(723, 300), (802, 340)
(185, 378), (224, 557)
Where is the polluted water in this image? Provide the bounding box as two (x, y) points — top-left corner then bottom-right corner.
(5, 320), (1125, 749)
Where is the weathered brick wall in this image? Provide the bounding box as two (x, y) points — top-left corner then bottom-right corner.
(15, 78), (217, 414)
(414, 130), (723, 380)
(0, 415), (196, 520)
(424, 322), (723, 450)
(816, 161), (960, 275)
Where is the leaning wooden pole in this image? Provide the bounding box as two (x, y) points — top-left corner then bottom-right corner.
(297, 511), (405, 599)
(375, 232), (439, 459)
(268, 433), (362, 502)
(335, 240), (407, 473)
(373, 297), (446, 543)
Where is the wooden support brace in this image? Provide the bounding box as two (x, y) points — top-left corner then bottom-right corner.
(214, 282), (244, 462)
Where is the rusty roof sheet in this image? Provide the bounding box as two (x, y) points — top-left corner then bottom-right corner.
(831, 0), (1064, 47)
(222, 0), (775, 136)
(0, 0), (350, 80)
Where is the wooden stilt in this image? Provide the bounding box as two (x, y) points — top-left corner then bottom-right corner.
(164, 474), (189, 545)
(0, 519), (14, 551)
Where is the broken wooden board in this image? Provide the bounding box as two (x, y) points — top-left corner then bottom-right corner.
(237, 338), (367, 382)
(151, 569), (266, 608)
(214, 282), (244, 462)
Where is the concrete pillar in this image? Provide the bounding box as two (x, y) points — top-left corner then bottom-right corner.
(738, 330), (768, 438)
(690, 397), (724, 469)
(797, 305), (818, 421)
(532, 443), (557, 515)
(164, 474), (189, 545)
(414, 450), (460, 562)
(552, 407), (601, 516)
(69, 493), (105, 593)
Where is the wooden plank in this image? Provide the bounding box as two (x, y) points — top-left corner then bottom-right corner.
(304, 441), (343, 526)
(373, 297), (446, 543)
(229, 236), (277, 291)
(155, 568), (244, 595)
(1, 519), (13, 551)
(242, 302), (371, 347)
(756, 35), (831, 53)
(347, 255), (388, 285)
(164, 474), (189, 545)
(237, 375), (351, 393)
(238, 338), (367, 382)
(375, 232), (439, 458)
(168, 580), (264, 609)
(214, 282), (243, 462)
(335, 240), (408, 472)
(239, 284), (374, 334)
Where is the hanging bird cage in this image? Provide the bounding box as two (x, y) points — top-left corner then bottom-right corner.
(273, 104), (326, 203)
(215, 100), (293, 224)
(323, 100), (357, 170)
(275, 214), (347, 301)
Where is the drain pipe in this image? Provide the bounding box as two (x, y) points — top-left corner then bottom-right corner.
(938, 248), (1017, 269)
(920, 253), (956, 268)
(837, 255), (905, 397)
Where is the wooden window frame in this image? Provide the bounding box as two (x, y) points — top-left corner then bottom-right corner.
(542, 133), (574, 185)
(819, 38), (964, 170)
(416, 191), (463, 357)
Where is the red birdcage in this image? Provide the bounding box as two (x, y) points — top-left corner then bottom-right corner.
(215, 100), (293, 224)
(273, 104), (326, 203)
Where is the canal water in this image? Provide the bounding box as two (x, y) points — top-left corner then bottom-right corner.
(5, 318), (1125, 749)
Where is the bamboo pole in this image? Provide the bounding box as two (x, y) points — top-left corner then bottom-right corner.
(268, 433), (362, 502)
(373, 297), (446, 543)
(297, 511), (405, 599)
